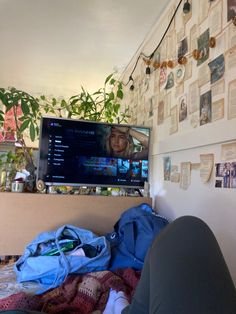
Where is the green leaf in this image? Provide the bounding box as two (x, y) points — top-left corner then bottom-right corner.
(5, 102), (15, 112)
(52, 98), (57, 107)
(114, 104), (120, 113)
(109, 92), (115, 100)
(61, 99), (67, 107)
(21, 99), (30, 115)
(30, 122), (36, 142)
(105, 73), (113, 84)
(109, 78), (116, 85)
(19, 119), (30, 133)
(69, 95), (79, 101)
(117, 89), (123, 99)
(92, 89), (103, 95)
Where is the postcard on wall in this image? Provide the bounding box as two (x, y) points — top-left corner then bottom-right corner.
(197, 29), (210, 67)
(190, 24), (198, 52)
(170, 165), (180, 183)
(189, 80), (199, 113)
(169, 105), (178, 135)
(159, 67), (167, 91)
(163, 156), (171, 181)
(142, 76), (150, 93)
(225, 47), (236, 72)
(211, 79), (225, 98)
(178, 37), (188, 59)
(227, 0), (236, 22)
(154, 50), (161, 63)
(167, 31), (177, 60)
(212, 99), (224, 122)
(190, 114), (199, 128)
(147, 97), (154, 119)
(200, 90), (212, 126)
(199, 0), (210, 23)
(180, 162), (191, 190)
(212, 32), (226, 59)
(153, 70), (160, 94)
(198, 63), (210, 87)
(221, 142), (236, 160)
(228, 79), (236, 119)
(191, 163), (200, 170)
(164, 92), (171, 118)
(200, 154), (214, 183)
(209, 0), (222, 37)
(165, 71), (175, 90)
(208, 54), (225, 84)
(175, 65), (185, 85)
(146, 117), (153, 128)
(139, 66), (145, 84)
(157, 100), (164, 125)
(179, 94), (187, 122)
(215, 162), (236, 188)
(160, 37), (167, 62)
(185, 61), (192, 81)
(177, 27), (185, 43)
(228, 22), (236, 49)
(133, 93), (138, 108)
(151, 94), (158, 110)
(168, 5), (176, 31)
(175, 83), (184, 98)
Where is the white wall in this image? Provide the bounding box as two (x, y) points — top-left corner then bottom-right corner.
(121, 0), (236, 284)
(150, 145), (236, 285)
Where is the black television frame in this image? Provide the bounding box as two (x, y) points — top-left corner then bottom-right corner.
(37, 116), (151, 189)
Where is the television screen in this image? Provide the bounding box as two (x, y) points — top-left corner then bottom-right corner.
(37, 117), (151, 188)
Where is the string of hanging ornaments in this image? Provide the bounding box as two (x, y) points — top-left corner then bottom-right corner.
(123, 0), (236, 91)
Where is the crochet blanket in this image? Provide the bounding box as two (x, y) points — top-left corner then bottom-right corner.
(0, 268), (140, 314)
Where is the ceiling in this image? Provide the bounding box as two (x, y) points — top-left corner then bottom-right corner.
(0, 0), (169, 98)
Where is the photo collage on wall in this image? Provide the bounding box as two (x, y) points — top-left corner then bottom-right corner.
(128, 0), (236, 135)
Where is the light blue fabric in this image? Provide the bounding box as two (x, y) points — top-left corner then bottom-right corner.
(14, 224), (110, 294)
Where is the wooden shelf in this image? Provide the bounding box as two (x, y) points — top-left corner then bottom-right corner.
(0, 192), (152, 255)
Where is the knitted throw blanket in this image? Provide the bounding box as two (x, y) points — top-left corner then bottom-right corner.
(0, 268), (141, 314)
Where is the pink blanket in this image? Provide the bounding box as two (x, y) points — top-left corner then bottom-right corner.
(0, 268), (140, 313)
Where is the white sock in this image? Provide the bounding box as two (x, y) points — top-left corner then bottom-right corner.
(103, 289), (116, 314)
(113, 291), (129, 314)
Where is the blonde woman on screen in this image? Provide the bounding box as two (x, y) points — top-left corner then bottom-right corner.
(106, 126), (149, 159)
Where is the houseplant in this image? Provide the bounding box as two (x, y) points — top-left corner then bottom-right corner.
(0, 149), (26, 191)
(0, 73), (129, 191)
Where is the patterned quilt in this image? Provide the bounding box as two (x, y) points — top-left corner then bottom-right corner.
(0, 262), (140, 314)
(0, 261), (41, 299)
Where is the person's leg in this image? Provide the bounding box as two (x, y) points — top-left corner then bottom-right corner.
(122, 215), (236, 314)
(122, 248), (151, 314)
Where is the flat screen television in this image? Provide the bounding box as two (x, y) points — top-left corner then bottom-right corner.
(37, 117), (151, 188)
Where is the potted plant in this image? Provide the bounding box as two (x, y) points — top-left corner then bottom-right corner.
(0, 150), (26, 191)
(0, 73), (129, 191)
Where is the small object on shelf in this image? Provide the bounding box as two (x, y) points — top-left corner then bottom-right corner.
(11, 178), (25, 193)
